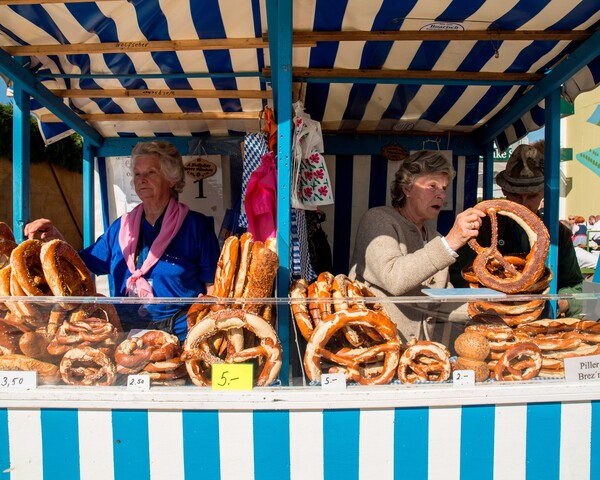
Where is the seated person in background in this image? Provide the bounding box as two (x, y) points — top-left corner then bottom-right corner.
(450, 142), (583, 317)
(25, 141), (220, 341)
(572, 216), (588, 248)
(349, 150), (485, 343)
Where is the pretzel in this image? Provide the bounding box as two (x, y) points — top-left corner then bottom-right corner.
(0, 239), (17, 269)
(467, 301), (544, 327)
(493, 342), (542, 381)
(398, 339), (451, 383)
(290, 279), (313, 341)
(0, 320), (21, 354)
(114, 330), (180, 373)
(40, 239), (96, 307)
(469, 297), (545, 317)
(468, 200), (549, 293)
(69, 299), (123, 332)
(182, 308), (282, 387)
(304, 308), (401, 385)
(2, 265), (44, 322)
(0, 354), (61, 384)
(60, 346), (116, 386)
(48, 316), (119, 356)
(10, 239), (52, 296)
(213, 235), (239, 298)
(232, 232), (254, 299)
(515, 318), (600, 337)
(242, 241), (279, 315)
(465, 315), (515, 342)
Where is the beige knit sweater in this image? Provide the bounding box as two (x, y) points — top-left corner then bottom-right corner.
(349, 206), (467, 343)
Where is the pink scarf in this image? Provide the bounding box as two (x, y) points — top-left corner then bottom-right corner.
(119, 197), (189, 297)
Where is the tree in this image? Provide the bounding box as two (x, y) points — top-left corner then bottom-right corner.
(0, 103), (83, 172)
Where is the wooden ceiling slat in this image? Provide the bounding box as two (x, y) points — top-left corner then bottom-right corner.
(40, 111), (261, 122)
(262, 67), (543, 82)
(50, 88), (271, 99)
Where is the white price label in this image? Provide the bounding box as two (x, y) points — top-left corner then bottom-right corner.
(564, 354), (600, 382)
(453, 370), (475, 387)
(321, 373), (346, 391)
(127, 375), (151, 391)
(0, 371), (37, 390)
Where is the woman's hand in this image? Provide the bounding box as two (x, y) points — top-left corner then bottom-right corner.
(445, 208), (486, 252)
(23, 219), (65, 242)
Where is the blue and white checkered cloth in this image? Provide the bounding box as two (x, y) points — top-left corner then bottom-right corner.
(291, 208), (316, 281)
(239, 133), (268, 228)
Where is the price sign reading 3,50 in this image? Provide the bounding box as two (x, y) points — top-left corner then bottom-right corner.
(212, 364), (253, 391)
(0, 371), (37, 390)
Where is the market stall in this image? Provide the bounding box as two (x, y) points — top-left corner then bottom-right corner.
(1, 1), (600, 479)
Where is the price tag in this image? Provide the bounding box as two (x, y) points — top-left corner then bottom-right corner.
(564, 354), (600, 382)
(453, 370), (475, 387)
(321, 373), (346, 391)
(127, 375), (151, 391)
(0, 371), (37, 390)
(212, 364), (253, 390)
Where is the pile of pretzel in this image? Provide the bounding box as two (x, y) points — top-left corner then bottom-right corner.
(463, 199), (551, 326)
(465, 315), (600, 379)
(187, 232), (279, 328)
(183, 233), (283, 387)
(290, 272), (452, 385)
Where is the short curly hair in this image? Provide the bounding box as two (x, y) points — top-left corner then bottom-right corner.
(131, 141), (185, 194)
(390, 150), (455, 208)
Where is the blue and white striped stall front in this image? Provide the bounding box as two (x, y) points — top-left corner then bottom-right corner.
(0, 383), (598, 480)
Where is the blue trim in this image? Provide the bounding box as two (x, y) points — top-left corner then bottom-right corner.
(83, 142), (96, 248)
(394, 407), (428, 480)
(253, 410), (291, 480)
(182, 410), (220, 479)
(0, 409), (9, 479)
(112, 410), (150, 480)
(0, 48), (102, 146)
(324, 409), (360, 480)
(297, 76), (536, 86)
(12, 80), (30, 243)
(526, 402), (561, 480)
(332, 155), (354, 274)
(479, 27), (600, 145)
(97, 156), (110, 232)
(41, 409), (80, 480)
(460, 405), (495, 480)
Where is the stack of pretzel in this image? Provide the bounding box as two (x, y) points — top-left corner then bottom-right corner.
(463, 199), (551, 326)
(291, 272), (404, 385)
(115, 330), (186, 385)
(187, 232), (279, 328)
(183, 233), (282, 387)
(0, 231), (124, 385)
(465, 315), (600, 379)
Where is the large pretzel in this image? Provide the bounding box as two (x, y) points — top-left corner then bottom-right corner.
(60, 346), (117, 386)
(493, 342), (542, 381)
(304, 308), (401, 385)
(468, 200), (549, 293)
(114, 330), (181, 373)
(182, 308), (282, 387)
(10, 239), (52, 296)
(40, 240), (96, 307)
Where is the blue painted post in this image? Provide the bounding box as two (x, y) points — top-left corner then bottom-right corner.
(12, 61), (31, 243)
(482, 142), (494, 200)
(82, 141), (96, 247)
(544, 89), (560, 315)
(267, 0), (292, 385)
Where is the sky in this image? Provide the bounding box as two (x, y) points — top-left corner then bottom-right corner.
(0, 77), (10, 104)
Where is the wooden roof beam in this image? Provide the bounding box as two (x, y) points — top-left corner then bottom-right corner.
(50, 88), (272, 99)
(40, 111), (261, 122)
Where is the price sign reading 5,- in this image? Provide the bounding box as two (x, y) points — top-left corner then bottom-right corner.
(212, 364), (253, 391)
(0, 371), (37, 390)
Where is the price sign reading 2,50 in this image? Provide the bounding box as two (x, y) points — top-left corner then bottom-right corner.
(212, 364), (253, 391)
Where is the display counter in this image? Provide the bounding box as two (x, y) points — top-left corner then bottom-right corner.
(0, 292), (598, 479)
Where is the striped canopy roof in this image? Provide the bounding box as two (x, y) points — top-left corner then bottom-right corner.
(1, 0), (600, 150)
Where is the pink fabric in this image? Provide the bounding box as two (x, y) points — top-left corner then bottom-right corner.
(244, 152), (277, 242)
(119, 197), (189, 297)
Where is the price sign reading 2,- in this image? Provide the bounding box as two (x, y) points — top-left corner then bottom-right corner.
(212, 364), (253, 390)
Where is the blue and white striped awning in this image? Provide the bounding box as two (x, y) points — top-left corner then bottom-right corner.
(1, 0), (600, 150)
